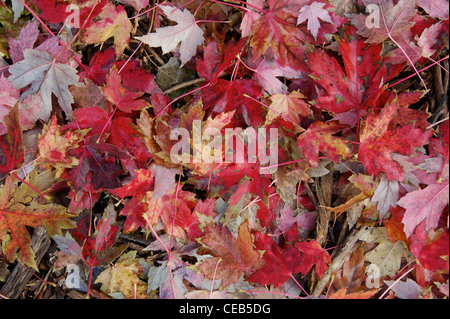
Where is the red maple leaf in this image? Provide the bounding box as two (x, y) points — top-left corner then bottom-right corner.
(398, 179), (449, 238)
(359, 100), (432, 180)
(249, 0), (311, 71)
(102, 66), (148, 113)
(307, 34), (404, 114)
(297, 121), (352, 167)
(202, 78), (264, 127)
(30, 0), (107, 26)
(409, 222), (449, 271)
(63, 107), (151, 170)
(248, 232), (330, 287)
(69, 136), (128, 192)
(108, 168), (154, 233)
(294, 239), (331, 278)
(143, 186), (199, 240)
(81, 48), (157, 93)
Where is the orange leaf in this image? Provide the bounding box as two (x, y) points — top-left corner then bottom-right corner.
(0, 170), (75, 270)
(38, 115), (86, 169)
(329, 288), (378, 299)
(197, 221), (260, 288)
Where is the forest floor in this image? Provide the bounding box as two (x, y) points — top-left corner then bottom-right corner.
(0, 0), (448, 300)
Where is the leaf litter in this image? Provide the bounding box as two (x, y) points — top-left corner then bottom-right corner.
(0, 0), (448, 300)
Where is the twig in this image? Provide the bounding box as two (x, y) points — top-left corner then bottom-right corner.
(311, 226), (368, 297)
(163, 78), (206, 95)
(0, 226), (51, 299)
(146, 47), (165, 66)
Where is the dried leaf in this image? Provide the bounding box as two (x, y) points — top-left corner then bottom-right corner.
(0, 170), (75, 270)
(8, 49), (81, 121)
(136, 4), (205, 66)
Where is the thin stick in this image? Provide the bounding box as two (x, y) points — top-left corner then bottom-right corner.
(163, 78), (206, 95)
(311, 226), (368, 297)
(378, 265), (416, 299)
(426, 116), (449, 129)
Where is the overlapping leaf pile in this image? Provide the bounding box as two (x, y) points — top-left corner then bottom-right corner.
(0, 0), (448, 299)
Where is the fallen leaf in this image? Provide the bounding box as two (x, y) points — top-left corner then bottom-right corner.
(7, 19), (39, 63)
(0, 170), (75, 270)
(371, 175), (400, 220)
(399, 179), (449, 238)
(328, 288), (377, 299)
(136, 4), (205, 66)
(95, 250), (149, 299)
(359, 100), (431, 181)
(102, 66), (148, 113)
(251, 57), (301, 95)
(351, 0), (417, 44)
(384, 278), (424, 299)
(250, 0), (311, 71)
(416, 0), (449, 19)
(297, 121), (351, 167)
(331, 247), (367, 294)
(197, 221), (260, 288)
(0, 104), (24, 178)
(83, 3), (133, 58)
(37, 115), (86, 170)
(360, 227), (414, 277)
(297, 1), (333, 40)
(8, 49), (81, 121)
(410, 222), (449, 272)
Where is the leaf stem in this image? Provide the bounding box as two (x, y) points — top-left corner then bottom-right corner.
(426, 116), (449, 130)
(129, 4), (158, 19)
(289, 274), (311, 299)
(168, 174), (182, 265)
(377, 0), (427, 89)
(86, 265), (94, 299)
(195, 19), (231, 24)
(11, 172), (47, 200)
(387, 55), (449, 89)
(209, 258), (222, 297)
(155, 82), (211, 118)
(118, 42), (143, 74)
(96, 102), (118, 144)
(16, 0), (89, 73)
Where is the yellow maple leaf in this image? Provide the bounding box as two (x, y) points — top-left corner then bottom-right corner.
(95, 251), (149, 299)
(82, 3), (132, 57)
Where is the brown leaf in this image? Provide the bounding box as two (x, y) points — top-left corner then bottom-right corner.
(331, 247), (366, 294)
(197, 221), (260, 288)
